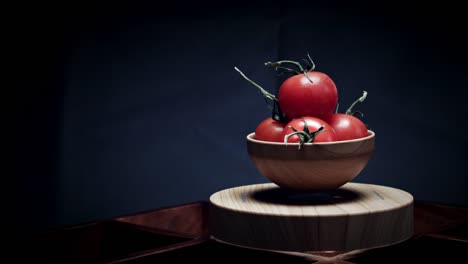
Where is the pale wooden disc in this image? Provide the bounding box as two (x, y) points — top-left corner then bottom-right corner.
(209, 182), (413, 252)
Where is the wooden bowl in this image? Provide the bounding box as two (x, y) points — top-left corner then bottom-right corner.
(246, 130), (375, 191)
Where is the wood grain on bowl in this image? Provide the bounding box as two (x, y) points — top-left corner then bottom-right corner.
(209, 182), (414, 252)
(246, 131), (375, 191)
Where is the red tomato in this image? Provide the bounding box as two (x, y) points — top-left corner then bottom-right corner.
(282, 117), (337, 143)
(278, 71), (338, 121)
(326, 114), (368, 141)
(254, 118), (286, 142)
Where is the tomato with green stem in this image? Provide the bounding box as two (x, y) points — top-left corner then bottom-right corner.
(326, 91), (369, 141)
(282, 117), (337, 148)
(264, 54), (338, 121)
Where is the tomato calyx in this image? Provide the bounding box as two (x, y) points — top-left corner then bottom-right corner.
(234, 67), (287, 122)
(265, 53), (316, 83)
(345, 90), (368, 117)
(284, 119), (325, 149)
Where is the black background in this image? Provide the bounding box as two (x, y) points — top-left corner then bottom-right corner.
(13, 1), (468, 235)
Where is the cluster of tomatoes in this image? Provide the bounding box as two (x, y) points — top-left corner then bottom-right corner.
(236, 54), (369, 148)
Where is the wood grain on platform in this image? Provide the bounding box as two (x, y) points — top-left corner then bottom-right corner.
(210, 182), (414, 251)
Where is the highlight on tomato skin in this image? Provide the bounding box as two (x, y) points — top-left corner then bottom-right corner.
(254, 118), (286, 142)
(326, 113), (368, 141)
(282, 116), (337, 143)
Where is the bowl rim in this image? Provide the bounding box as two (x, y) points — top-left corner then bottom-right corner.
(247, 130), (375, 146)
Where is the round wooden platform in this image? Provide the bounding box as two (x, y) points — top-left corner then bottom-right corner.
(209, 182), (413, 252)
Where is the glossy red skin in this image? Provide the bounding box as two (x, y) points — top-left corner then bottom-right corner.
(278, 71), (338, 121)
(254, 118), (286, 142)
(282, 116), (337, 143)
(326, 114), (368, 141)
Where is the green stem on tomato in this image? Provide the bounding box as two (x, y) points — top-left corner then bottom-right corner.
(234, 66), (287, 122)
(265, 59), (314, 84)
(265, 60), (305, 72)
(275, 66), (300, 75)
(234, 67), (277, 101)
(345, 90), (368, 116)
(306, 53), (316, 71)
(334, 103), (340, 114)
(284, 123), (324, 150)
(284, 130), (307, 149)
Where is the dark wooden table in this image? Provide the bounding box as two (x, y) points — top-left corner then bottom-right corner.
(25, 200), (468, 263)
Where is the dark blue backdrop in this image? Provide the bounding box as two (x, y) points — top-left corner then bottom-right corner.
(15, 2), (468, 235)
